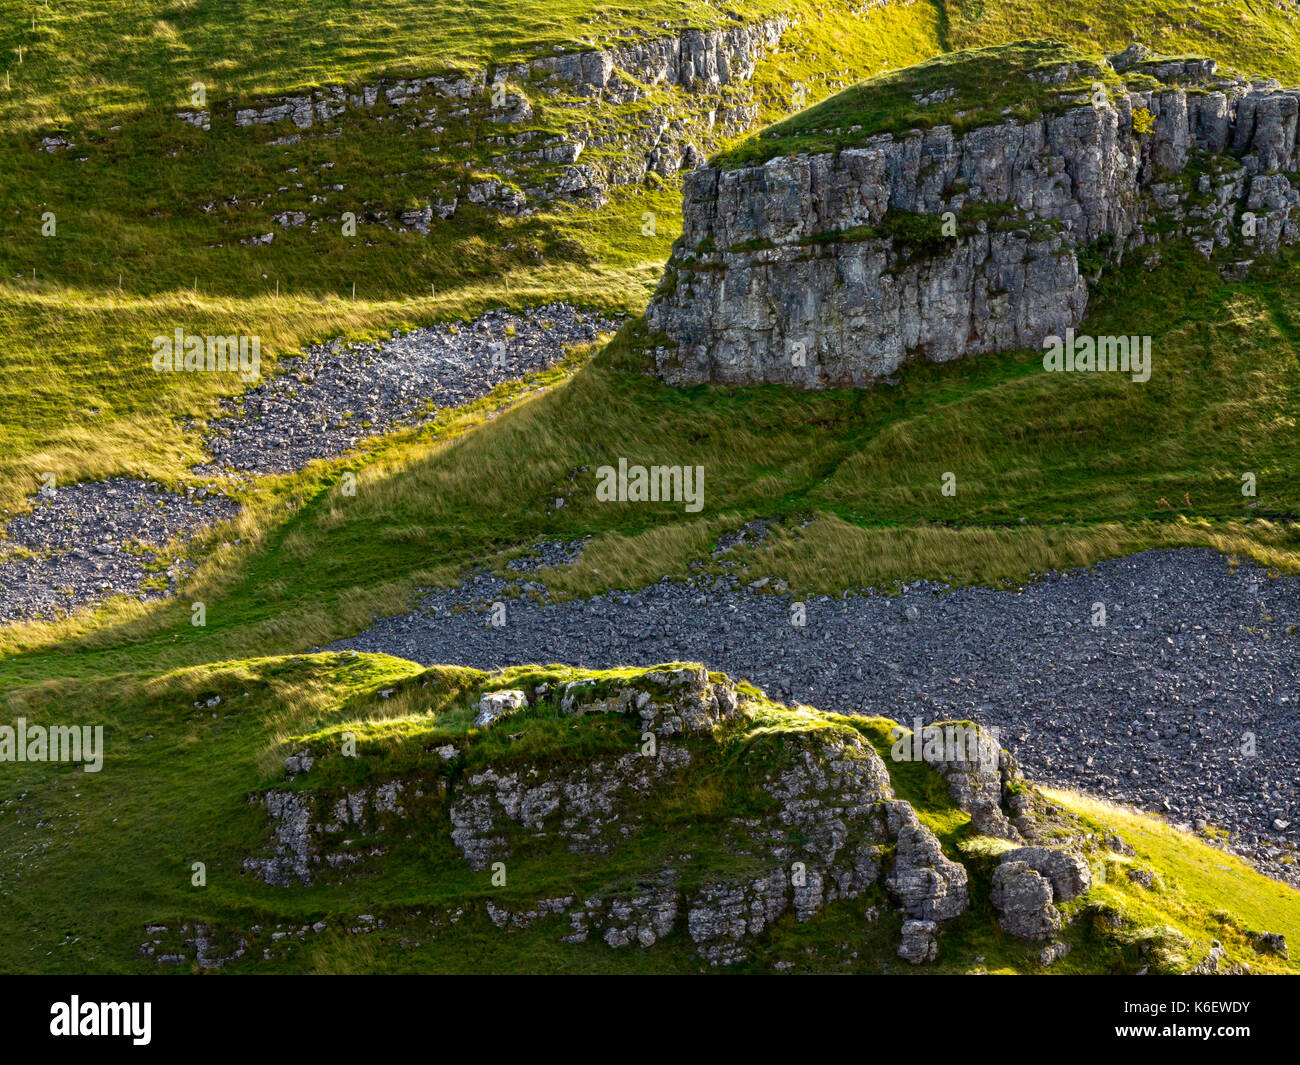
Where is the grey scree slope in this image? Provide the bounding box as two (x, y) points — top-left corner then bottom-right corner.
(0, 303), (618, 623)
(332, 546), (1300, 887)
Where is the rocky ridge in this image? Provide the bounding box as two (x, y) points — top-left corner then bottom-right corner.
(174, 17), (793, 230)
(647, 44), (1300, 387)
(234, 665), (1149, 969)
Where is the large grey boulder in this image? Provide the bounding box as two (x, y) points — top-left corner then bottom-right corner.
(898, 919), (939, 964)
(991, 861), (1062, 940)
(1000, 846), (1093, 902)
(990, 844), (1092, 939)
(475, 689), (527, 728)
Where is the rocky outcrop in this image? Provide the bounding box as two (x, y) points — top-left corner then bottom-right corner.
(915, 721), (1024, 841)
(647, 47), (1300, 388)
(176, 17), (791, 224)
(499, 19), (789, 105)
(990, 845), (1092, 939)
(884, 801), (969, 923)
(223, 20), (787, 132)
(1002, 845), (1093, 902)
(239, 665), (1110, 967)
(475, 689), (526, 728)
(448, 745), (696, 869)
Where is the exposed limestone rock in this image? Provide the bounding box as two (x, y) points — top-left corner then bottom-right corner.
(1106, 834), (1136, 856)
(138, 922), (247, 969)
(244, 779), (411, 886)
(1001, 845), (1093, 902)
(898, 919), (939, 964)
(688, 870), (789, 964)
(466, 177), (527, 215)
(557, 664), (738, 736)
(684, 725), (899, 964)
(244, 789), (314, 886)
(884, 801), (969, 922)
(503, 19), (788, 105)
(1188, 939), (1251, 974)
(991, 860), (1062, 940)
(448, 745), (693, 869)
(243, 668), (1118, 967)
(990, 842), (1092, 939)
(565, 875), (679, 947)
(284, 749), (314, 778)
(475, 689), (527, 728)
(486, 895), (574, 930)
(1252, 931), (1288, 958)
(647, 53), (1300, 388)
(174, 17), (789, 225)
(914, 722), (1022, 841)
(1039, 939), (1072, 966)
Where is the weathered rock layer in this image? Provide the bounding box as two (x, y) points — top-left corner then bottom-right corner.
(236, 667), (1101, 967)
(175, 17), (791, 226)
(647, 47), (1300, 387)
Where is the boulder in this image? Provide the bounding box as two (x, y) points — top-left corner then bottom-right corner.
(897, 919), (939, 964)
(990, 860), (1062, 940)
(475, 689), (526, 728)
(1000, 845), (1093, 902)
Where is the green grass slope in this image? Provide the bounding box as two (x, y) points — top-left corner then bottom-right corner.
(3, 242), (1295, 684)
(0, 0), (937, 510)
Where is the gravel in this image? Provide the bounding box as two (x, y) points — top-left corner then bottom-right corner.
(0, 479), (237, 624)
(197, 303), (621, 475)
(329, 545), (1300, 887)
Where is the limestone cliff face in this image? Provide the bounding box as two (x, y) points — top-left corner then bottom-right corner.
(501, 18), (790, 104)
(646, 50), (1300, 388)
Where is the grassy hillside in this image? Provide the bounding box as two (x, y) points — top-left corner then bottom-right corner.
(0, 0), (937, 511)
(2, 5), (1300, 974)
(714, 39), (1126, 167)
(3, 1), (1298, 516)
(4, 242), (1296, 685)
(0, 0), (804, 126)
(941, 0), (1300, 83)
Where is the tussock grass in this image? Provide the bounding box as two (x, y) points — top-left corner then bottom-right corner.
(717, 514), (1300, 594)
